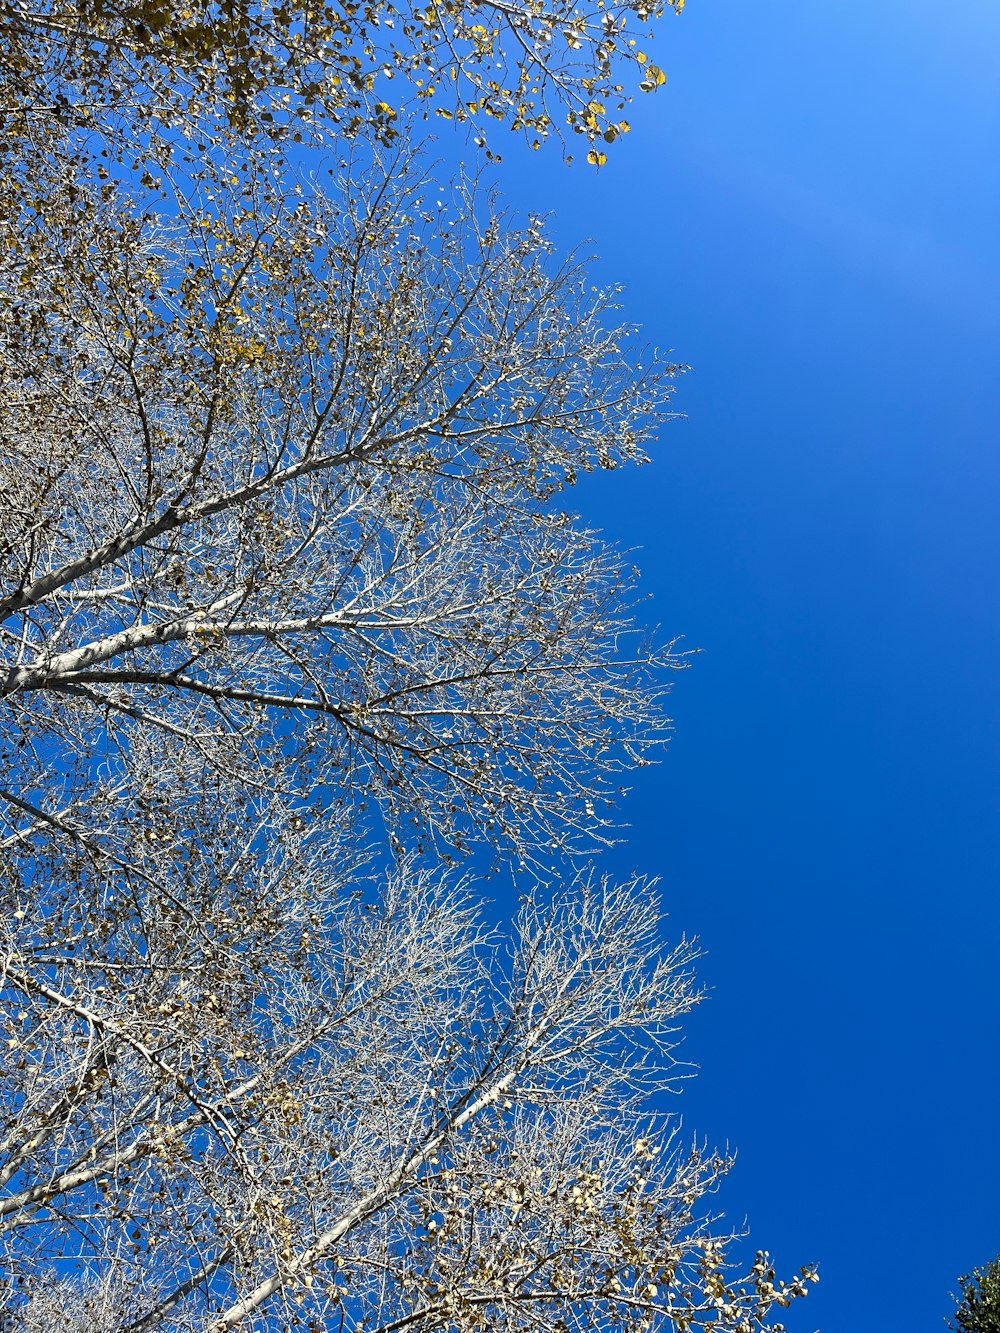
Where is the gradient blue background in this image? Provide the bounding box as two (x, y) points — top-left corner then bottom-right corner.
(462, 2), (1000, 1327)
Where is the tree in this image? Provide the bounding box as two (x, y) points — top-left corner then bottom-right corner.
(1, 146), (677, 866)
(0, 0), (825, 1322)
(0, 136), (818, 1329)
(2, 835), (815, 1330)
(951, 1256), (1000, 1333)
(0, 0), (683, 165)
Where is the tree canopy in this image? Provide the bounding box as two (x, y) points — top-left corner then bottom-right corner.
(952, 1256), (1000, 1333)
(1, 0), (683, 163)
(1, 148), (677, 867)
(0, 136), (820, 1329)
(0, 3), (823, 1329)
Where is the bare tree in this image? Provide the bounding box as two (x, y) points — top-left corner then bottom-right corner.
(1, 147), (682, 867)
(1, 799), (814, 1331)
(0, 109), (817, 1333)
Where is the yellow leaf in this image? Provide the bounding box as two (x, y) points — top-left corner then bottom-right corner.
(586, 148), (607, 167)
(636, 51), (647, 64)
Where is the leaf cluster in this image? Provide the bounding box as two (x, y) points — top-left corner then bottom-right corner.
(1, 0), (684, 166)
(952, 1257), (1000, 1333)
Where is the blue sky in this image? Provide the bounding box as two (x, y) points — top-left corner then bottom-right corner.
(466, 1), (1000, 1327)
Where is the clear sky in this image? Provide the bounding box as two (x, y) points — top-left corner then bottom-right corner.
(466, 2), (1000, 1327)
